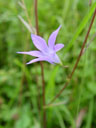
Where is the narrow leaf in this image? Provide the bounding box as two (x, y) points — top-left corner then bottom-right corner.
(18, 1), (25, 9)
(64, 2), (96, 54)
(85, 98), (94, 128)
(18, 15), (35, 33)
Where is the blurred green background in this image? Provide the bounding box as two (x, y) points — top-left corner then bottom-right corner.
(0, 0), (96, 128)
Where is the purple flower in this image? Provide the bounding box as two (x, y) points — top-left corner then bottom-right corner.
(17, 25), (64, 64)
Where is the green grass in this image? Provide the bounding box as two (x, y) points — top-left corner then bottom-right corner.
(0, 0), (96, 128)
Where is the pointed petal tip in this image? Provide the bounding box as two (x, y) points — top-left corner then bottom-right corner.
(16, 52), (21, 54)
(31, 33), (34, 38)
(62, 44), (64, 47)
(57, 25), (62, 30)
(26, 62), (30, 65)
(31, 33), (33, 36)
(48, 25), (62, 49)
(16, 52), (26, 54)
(59, 25), (62, 29)
(31, 33), (36, 39)
(26, 61), (33, 65)
(55, 43), (64, 52)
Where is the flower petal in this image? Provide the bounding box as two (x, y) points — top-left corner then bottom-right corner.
(26, 56), (54, 65)
(17, 51), (43, 57)
(44, 57), (54, 64)
(48, 25), (61, 49)
(48, 53), (61, 64)
(31, 34), (48, 53)
(26, 58), (43, 64)
(54, 44), (64, 52)
(53, 54), (61, 63)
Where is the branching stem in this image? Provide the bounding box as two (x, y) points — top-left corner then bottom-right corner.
(46, 8), (96, 106)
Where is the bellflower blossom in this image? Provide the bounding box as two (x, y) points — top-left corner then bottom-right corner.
(17, 25), (64, 64)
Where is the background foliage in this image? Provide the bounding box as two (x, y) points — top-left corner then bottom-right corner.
(0, 0), (96, 128)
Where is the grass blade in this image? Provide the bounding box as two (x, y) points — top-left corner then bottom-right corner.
(64, 2), (96, 54)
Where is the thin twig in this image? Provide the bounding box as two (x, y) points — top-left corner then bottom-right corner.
(40, 62), (46, 128)
(46, 8), (96, 106)
(82, 32), (96, 55)
(18, 15), (34, 33)
(18, 0), (41, 121)
(34, 0), (46, 128)
(21, 0), (32, 27)
(20, 0), (35, 33)
(44, 101), (67, 109)
(18, 1), (25, 9)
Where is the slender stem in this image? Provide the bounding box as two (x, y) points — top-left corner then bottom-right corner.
(89, 0), (92, 6)
(82, 32), (96, 55)
(34, 0), (46, 128)
(40, 61), (46, 128)
(47, 8), (96, 106)
(44, 101), (66, 109)
(21, 0), (32, 27)
(34, 0), (39, 35)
